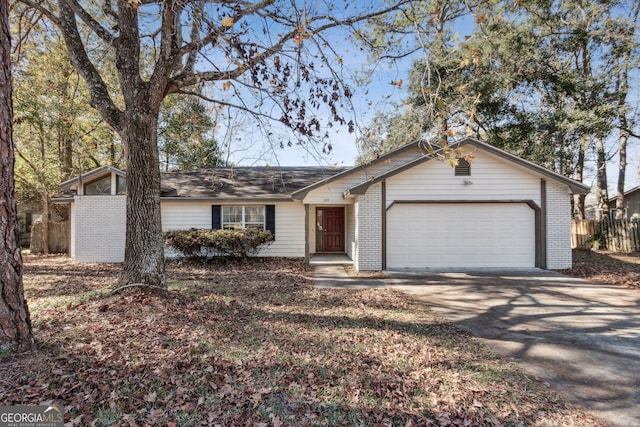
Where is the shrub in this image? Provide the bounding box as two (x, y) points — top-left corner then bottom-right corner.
(164, 228), (274, 259)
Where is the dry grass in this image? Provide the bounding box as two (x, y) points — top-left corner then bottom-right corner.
(0, 255), (602, 426)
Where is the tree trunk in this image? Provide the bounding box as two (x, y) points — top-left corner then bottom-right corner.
(616, 127), (628, 219)
(41, 190), (49, 255)
(0, 0), (34, 350)
(573, 138), (586, 219)
(595, 137), (609, 221)
(60, 134), (73, 180)
(119, 105), (166, 289)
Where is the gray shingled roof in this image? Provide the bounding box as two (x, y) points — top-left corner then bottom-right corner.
(160, 166), (350, 199)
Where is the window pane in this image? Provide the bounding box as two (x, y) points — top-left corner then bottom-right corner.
(244, 206), (265, 223)
(84, 176), (111, 195)
(222, 206), (242, 223)
(222, 205), (266, 230)
(116, 176), (127, 195)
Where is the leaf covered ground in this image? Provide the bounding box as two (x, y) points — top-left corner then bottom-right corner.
(1, 255), (602, 426)
(561, 250), (640, 289)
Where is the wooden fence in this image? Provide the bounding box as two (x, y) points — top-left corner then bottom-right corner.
(572, 219), (640, 252)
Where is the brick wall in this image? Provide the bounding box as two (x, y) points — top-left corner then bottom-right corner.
(73, 196), (126, 262)
(355, 183), (382, 271)
(546, 182), (572, 269)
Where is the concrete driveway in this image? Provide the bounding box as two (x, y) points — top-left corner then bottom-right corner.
(312, 266), (640, 426)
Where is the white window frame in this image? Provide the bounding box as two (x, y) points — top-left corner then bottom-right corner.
(222, 205), (265, 230)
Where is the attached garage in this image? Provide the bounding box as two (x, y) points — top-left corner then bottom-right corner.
(386, 202), (536, 269)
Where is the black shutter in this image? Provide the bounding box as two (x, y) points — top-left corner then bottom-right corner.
(265, 205), (275, 238)
(212, 205), (221, 229)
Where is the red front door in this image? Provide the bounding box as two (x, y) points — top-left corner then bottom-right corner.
(323, 207), (344, 252)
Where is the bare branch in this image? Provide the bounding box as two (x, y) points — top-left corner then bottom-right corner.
(14, 0), (59, 25)
(169, 0), (412, 91)
(61, 0), (116, 45)
(173, 89), (281, 123)
(58, 0), (123, 130)
(150, 0), (186, 105)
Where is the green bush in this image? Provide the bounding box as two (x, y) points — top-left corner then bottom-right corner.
(164, 228), (274, 259)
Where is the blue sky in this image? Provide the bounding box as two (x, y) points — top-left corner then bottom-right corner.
(213, 2), (640, 194)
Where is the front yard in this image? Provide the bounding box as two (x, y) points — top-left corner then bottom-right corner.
(1, 256), (601, 426)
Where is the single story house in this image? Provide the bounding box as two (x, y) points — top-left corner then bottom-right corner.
(54, 137), (589, 270)
(607, 185), (640, 220)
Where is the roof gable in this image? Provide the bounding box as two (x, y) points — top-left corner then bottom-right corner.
(59, 165), (126, 191)
(345, 138), (589, 196)
(609, 184), (640, 201)
(291, 141), (425, 199)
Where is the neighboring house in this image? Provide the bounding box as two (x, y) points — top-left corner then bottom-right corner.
(607, 185), (640, 219)
(16, 201), (65, 248)
(16, 201), (40, 247)
(53, 138), (589, 270)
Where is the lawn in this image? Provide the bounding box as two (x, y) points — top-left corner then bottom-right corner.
(561, 249), (640, 289)
(1, 255), (601, 426)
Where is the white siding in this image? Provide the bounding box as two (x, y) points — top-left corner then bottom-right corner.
(69, 203), (76, 259)
(161, 201), (305, 258)
(73, 196), (126, 263)
(546, 182), (572, 269)
(386, 148), (542, 205)
(309, 205), (316, 255)
(346, 204), (356, 260)
(260, 202), (305, 257)
(303, 146), (423, 204)
(161, 201), (213, 230)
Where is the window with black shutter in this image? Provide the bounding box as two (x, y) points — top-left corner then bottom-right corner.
(212, 204), (275, 238)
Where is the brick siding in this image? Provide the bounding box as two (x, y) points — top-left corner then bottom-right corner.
(74, 196), (126, 262)
(355, 183), (382, 271)
(546, 182), (572, 269)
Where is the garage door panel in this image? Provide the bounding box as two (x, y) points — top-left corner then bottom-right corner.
(387, 203), (535, 268)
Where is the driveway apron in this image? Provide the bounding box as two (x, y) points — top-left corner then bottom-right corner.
(312, 266), (640, 426)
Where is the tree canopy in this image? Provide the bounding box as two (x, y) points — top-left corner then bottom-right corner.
(357, 0), (640, 218)
(15, 0), (411, 288)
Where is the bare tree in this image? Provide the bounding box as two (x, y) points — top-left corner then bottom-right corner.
(0, 0), (34, 351)
(18, 0), (408, 289)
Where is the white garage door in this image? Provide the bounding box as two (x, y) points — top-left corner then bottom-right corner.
(387, 203), (535, 269)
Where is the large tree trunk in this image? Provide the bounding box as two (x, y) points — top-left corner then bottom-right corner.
(0, 0), (34, 350)
(595, 137), (609, 221)
(573, 137), (586, 219)
(41, 190), (49, 255)
(119, 105), (166, 289)
(616, 127), (628, 219)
